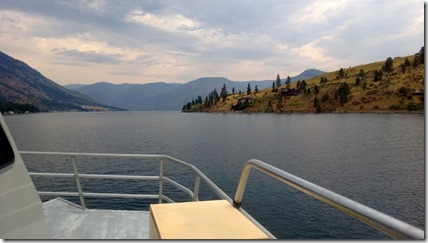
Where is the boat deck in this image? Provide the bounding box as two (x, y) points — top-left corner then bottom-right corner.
(42, 198), (150, 239)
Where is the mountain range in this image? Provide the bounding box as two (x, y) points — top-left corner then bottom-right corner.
(0, 50), (325, 112)
(66, 69), (325, 111)
(0, 51), (122, 112)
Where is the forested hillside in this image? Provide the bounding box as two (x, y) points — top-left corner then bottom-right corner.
(183, 48), (424, 113)
(0, 51), (123, 113)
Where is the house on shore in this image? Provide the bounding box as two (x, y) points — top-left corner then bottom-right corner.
(280, 88), (301, 98)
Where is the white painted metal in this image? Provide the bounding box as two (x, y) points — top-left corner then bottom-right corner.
(71, 156), (86, 210)
(158, 158), (164, 204)
(193, 175), (200, 201)
(22, 151), (275, 238)
(233, 159), (425, 240)
(43, 198), (150, 239)
(0, 115), (48, 239)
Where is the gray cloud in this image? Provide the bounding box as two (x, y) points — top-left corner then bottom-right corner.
(52, 48), (124, 64)
(0, 0), (424, 84)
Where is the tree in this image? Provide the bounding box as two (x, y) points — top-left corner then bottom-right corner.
(286, 76), (291, 84)
(337, 82), (350, 105)
(383, 57), (393, 72)
(359, 69), (366, 78)
(255, 85), (259, 93)
(313, 97), (321, 113)
(413, 46), (424, 66)
(220, 83), (228, 102)
(321, 93), (329, 103)
(276, 74), (281, 89)
(296, 80), (307, 93)
(314, 84), (319, 94)
(285, 76), (291, 88)
(404, 58), (411, 67)
(247, 83), (251, 95)
(204, 96), (209, 108)
(355, 76), (361, 86)
(338, 68), (345, 78)
(232, 87), (235, 95)
(399, 86), (411, 97)
(374, 70), (383, 81)
(400, 63), (406, 74)
(320, 77), (328, 83)
(272, 82), (276, 92)
(276, 93), (283, 111)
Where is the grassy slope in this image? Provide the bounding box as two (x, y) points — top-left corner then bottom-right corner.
(207, 55), (424, 113)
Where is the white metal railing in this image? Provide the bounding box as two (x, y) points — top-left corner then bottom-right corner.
(24, 152), (423, 239)
(232, 159), (425, 240)
(22, 151), (229, 207)
(21, 151), (275, 239)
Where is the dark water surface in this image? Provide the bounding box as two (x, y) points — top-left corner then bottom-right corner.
(4, 111), (424, 239)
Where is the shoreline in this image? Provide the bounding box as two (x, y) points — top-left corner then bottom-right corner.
(186, 109), (425, 114)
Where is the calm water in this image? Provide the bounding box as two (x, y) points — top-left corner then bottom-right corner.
(4, 111), (425, 239)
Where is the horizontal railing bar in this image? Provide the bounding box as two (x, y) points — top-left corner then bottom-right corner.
(30, 172), (159, 181)
(163, 177), (194, 199)
(80, 174), (159, 180)
(29, 172), (74, 178)
(83, 193), (159, 199)
(38, 191), (161, 200)
(21, 151), (168, 159)
(38, 191), (79, 197)
(233, 159), (424, 240)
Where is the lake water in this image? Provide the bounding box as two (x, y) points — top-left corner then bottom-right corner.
(4, 111), (425, 239)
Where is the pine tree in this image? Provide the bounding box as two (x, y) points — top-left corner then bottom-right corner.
(314, 84), (319, 94)
(338, 68), (345, 78)
(337, 82), (350, 105)
(355, 76), (361, 86)
(374, 70), (383, 81)
(286, 76), (291, 85)
(247, 83), (251, 95)
(220, 84), (228, 102)
(275, 74), (281, 89)
(383, 57), (393, 72)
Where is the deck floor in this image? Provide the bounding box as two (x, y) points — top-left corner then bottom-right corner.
(42, 198), (150, 239)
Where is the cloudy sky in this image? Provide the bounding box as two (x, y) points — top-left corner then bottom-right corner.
(0, 0), (424, 85)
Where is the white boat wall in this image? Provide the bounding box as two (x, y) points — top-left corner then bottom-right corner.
(0, 114), (48, 239)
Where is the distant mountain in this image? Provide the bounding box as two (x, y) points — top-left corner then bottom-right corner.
(67, 78), (274, 111)
(290, 68), (325, 82)
(0, 51), (123, 112)
(67, 68), (324, 111)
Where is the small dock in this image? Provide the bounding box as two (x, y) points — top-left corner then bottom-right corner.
(43, 198), (150, 239)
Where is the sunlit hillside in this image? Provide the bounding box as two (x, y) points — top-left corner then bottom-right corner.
(184, 48), (424, 113)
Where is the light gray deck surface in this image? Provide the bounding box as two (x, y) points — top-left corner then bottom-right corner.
(43, 198), (150, 239)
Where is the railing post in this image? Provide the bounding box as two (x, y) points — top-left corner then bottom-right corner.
(158, 158), (164, 204)
(71, 156), (86, 210)
(193, 175), (200, 201)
